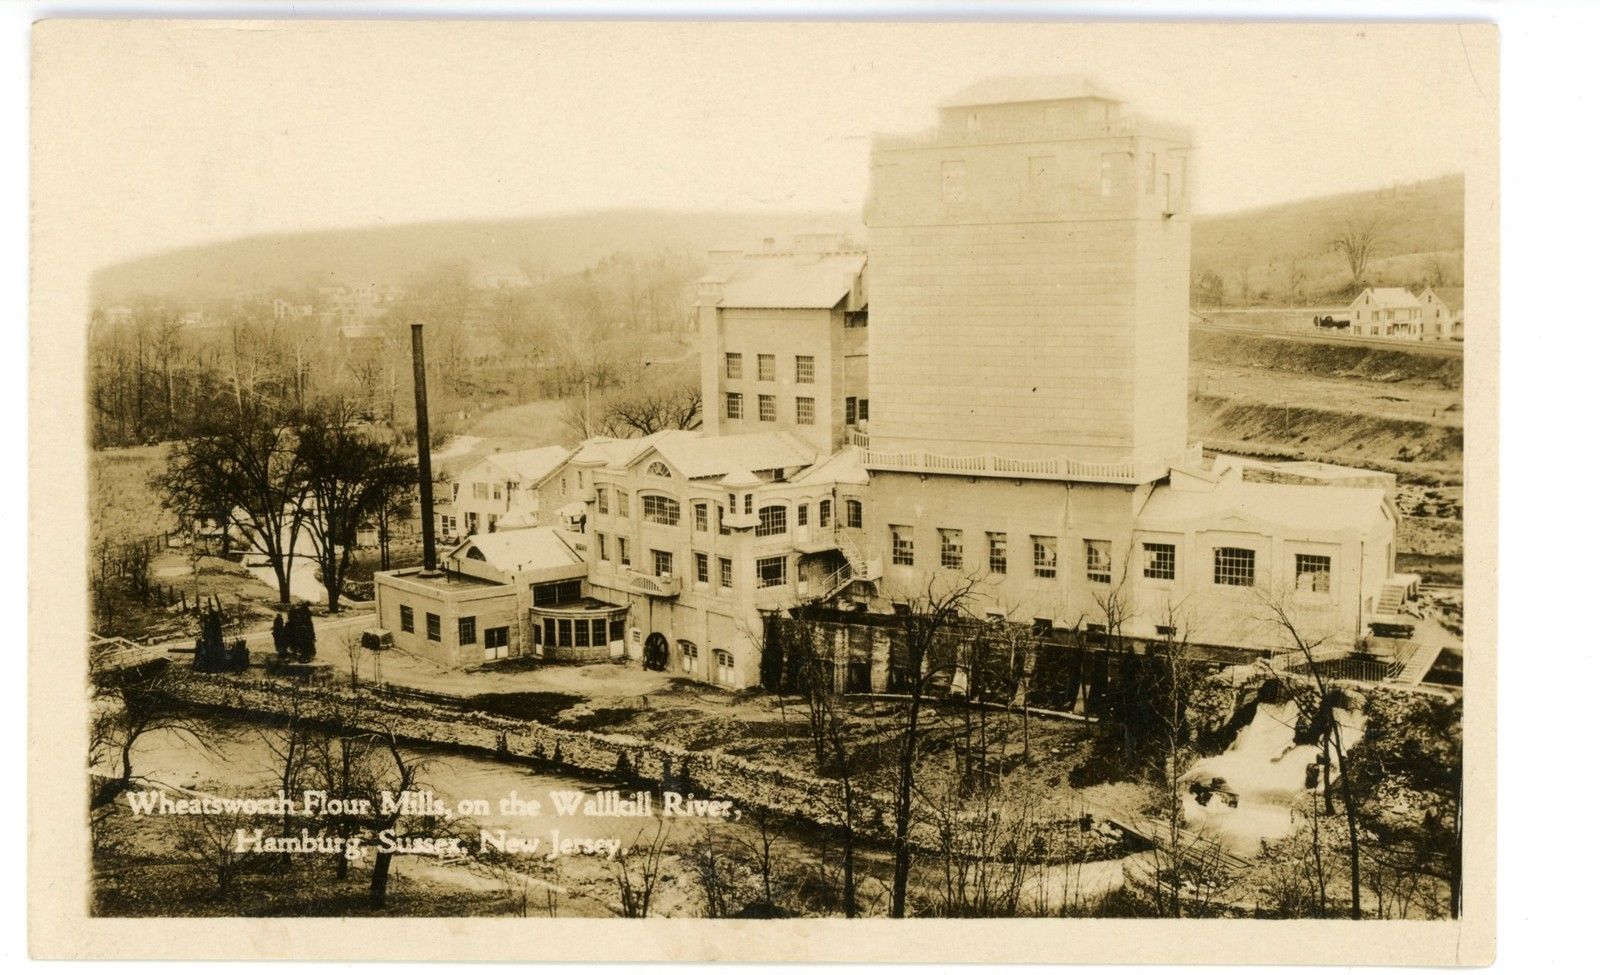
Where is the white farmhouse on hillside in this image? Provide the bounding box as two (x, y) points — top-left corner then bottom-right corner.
(1417, 286), (1465, 341)
(1349, 287), (1425, 338)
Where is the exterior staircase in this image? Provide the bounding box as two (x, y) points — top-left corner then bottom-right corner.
(1391, 642), (1446, 686)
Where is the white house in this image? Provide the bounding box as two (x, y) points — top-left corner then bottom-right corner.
(1417, 286), (1465, 342)
(1349, 287), (1425, 338)
(438, 446), (575, 542)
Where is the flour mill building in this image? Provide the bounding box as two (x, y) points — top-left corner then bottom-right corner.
(376, 77), (1406, 689)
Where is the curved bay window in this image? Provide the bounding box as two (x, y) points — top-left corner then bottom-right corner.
(532, 599), (629, 664)
(642, 494), (680, 526)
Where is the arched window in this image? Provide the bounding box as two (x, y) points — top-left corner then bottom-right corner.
(678, 640), (698, 674)
(818, 498), (832, 528)
(647, 461), (672, 479)
(464, 546), (486, 561)
(845, 498), (863, 529)
(756, 504), (787, 537)
(641, 494), (680, 526)
(714, 649), (735, 686)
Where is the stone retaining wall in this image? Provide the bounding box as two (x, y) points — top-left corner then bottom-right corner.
(167, 674), (1122, 858)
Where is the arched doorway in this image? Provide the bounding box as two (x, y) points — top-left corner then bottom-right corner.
(643, 632), (670, 672)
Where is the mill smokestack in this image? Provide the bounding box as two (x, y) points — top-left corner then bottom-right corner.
(410, 322), (438, 572)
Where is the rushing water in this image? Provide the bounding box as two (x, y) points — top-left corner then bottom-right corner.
(1179, 699), (1366, 856)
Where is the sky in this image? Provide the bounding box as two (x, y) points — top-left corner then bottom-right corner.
(34, 20), (1491, 270)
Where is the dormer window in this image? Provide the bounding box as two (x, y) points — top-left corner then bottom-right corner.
(647, 461), (671, 479)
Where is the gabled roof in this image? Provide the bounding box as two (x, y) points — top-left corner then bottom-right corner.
(1424, 286), (1465, 311)
(570, 432), (670, 468)
(480, 445), (573, 485)
(1356, 287), (1420, 309)
(939, 75), (1120, 108)
(714, 251), (866, 310)
(644, 430), (819, 481)
(791, 447), (871, 487)
(448, 526), (583, 575)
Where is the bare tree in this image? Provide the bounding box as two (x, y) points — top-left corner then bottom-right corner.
(1255, 586), (1364, 919)
(613, 820), (671, 917)
(1331, 215), (1387, 294)
(90, 664), (220, 809)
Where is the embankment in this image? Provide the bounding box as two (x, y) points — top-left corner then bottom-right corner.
(1192, 396), (1463, 471)
(1192, 328), (1463, 390)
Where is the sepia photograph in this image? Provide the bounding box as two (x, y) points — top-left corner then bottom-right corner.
(27, 15), (1498, 964)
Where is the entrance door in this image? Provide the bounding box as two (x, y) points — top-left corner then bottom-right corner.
(483, 626), (510, 660)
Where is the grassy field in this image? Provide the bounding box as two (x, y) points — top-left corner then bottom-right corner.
(90, 444), (177, 550)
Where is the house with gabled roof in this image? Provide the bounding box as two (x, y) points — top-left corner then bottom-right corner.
(437, 445), (576, 541)
(1418, 286), (1465, 341)
(1349, 287), (1425, 338)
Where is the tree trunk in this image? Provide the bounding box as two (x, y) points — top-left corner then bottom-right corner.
(369, 850), (393, 908)
(890, 685), (921, 917)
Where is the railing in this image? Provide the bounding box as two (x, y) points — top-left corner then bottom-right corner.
(850, 437), (1203, 484)
(616, 572), (682, 598)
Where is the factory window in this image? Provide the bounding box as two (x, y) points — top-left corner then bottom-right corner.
(651, 549), (673, 578)
(557, 619), (572, 646)
(695, 552), (709, 584)
(797, 503), (809, 527)
(425, 612), (441, 642)
(759, 394), (776, 422)
(719, 556), (733, 590)
(818, 499), (832, 528)
(845, 397), (857, 426)
(590, 618), (606, 646)
(1099, 152), (1124, 197)
(1085, 539), (1112, 584)
(1143, 542), (1177, 581)
(458, 616), (476, 645)
(642, 494), (680, 526)
(725, 392), (744, 420)
(725, 352), (742, 379)
(679, 640), (698, 673)
(597, 532), (608, 562)
(715, 650), (735, 686)
(744, 493), (753, 515)
(845, 498), (863, 528)
(891, 525), (914, 566)
(399, 605), (414, 633)
(939, 528), (964, 570)
(758, 354), (775, 381)
(795, 355), (815, 383)
(573, 617), (590, 647)
(618, 536), (631, 568)
(1295, 553), (1332, 593)
(756, 504), (787, 537)
(616, 490), (630, 518)
(858, 398), (869, 421)
(717, 504), (729, 535)
(756, 555), (788, 588)
(596, 485), (609, 514)
(988, 532), (1007, 574)
(796, 396), (815, 425)
(941, 160), (966, 204)
(1214, 547), (1256, 587)
(1032, 536), (1058, 579)
(693, 502), (709, 532)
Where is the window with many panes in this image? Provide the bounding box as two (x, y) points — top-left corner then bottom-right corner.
(1032, 536), (1058, 578)
(819, 499), (832, 527)
(717, 504), (729, 535)
(695, 552), (709, 583)
(1213, 547), (1255, 587)
(845, 397), (857, 426)
(693, 502), (708, 532)
(725, 352), (742, 379)
(795, 396), (815, 425)
(756, 504), (787, 537)
(725, 392), (743, 420)
(618, 536), (631, 568)
(939, 528), (963, 569)
(1143, 542), (1176, 580)
(719, 556), (733, 589)
(596, 485), (609, 514)
(597, 532), (608, 561)
(425, 612), (441, 642)
(845, 498), (862, 528)
(1084, 539), (1112, 584)
(400, 605), (414, 633)
(756, 555), (787, 588)
(458, 616), (476, 645)
(891, 525), (914, 566)
(1295, 553), (1332, 593)
(642, 494), (680, 526)
(988, 532), (1007, 574)
(616, 490), (630, 517)
(757, 354), (775, 381)
(795, 355), (815, 383)
(473, 482), (489, 500)
(652, 549), (673, 578)
(797, 503), (809, 527)
(758, 394), (776, 422)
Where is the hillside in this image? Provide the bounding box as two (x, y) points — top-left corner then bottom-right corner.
(1190, 173), (1464, 304)
(91, 209), (862, 303)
